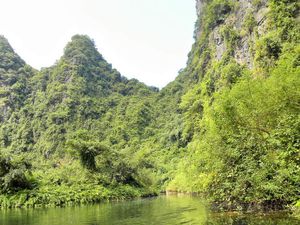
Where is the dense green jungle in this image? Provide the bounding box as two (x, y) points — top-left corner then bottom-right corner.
(0, 0), (299, 214)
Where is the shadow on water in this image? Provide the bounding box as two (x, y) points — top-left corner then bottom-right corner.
(0, 195), (299, 225)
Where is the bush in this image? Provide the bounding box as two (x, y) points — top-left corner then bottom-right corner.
(0, 154), (33, 193)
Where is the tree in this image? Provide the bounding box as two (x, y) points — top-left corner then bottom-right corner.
(67, 129), (108, 171)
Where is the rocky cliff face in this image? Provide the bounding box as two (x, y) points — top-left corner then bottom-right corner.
(195, 0), (204, 16)
(195, 0), (269, 68)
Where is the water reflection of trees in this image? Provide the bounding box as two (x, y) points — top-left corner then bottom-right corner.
(206, 214), (300, 225)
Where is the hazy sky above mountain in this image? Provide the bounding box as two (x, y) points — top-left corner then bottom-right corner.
(0, 0), (196, 88)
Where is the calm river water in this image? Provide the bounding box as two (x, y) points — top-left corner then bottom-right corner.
(0, 195), (299, 225)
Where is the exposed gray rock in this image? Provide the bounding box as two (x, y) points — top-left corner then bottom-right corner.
(195, 0), (206, 39)
(235, 36), (253, 68)
(235, 0), (253, 29)
(196, 0), (204, 16)
(255, 7), (269, 36)
(211, 27), (226, 61)
(195, 0), (269, 69)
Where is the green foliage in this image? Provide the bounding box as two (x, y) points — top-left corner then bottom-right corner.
(0, 36), (25, 70)
(207, 48), (300, 207)
(253, 0), (262, 9)
(243, 10), (257, 33)
(67, 130), (108, 171)
(0, 154), (33, 194)
(171, 44), (300, 210)
(0, 184), (147, 208)
(269, 0), (300, 41)
(202, 0), (234, 30)
(255, 32), (282, 69)
(220, 25), (240, 50)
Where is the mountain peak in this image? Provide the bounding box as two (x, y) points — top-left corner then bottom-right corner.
(63, 34), (104, 65)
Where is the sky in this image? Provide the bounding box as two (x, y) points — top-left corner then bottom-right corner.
(0, 0), (196, 88)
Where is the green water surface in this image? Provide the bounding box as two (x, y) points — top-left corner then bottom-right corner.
(0, 195), (299, 225)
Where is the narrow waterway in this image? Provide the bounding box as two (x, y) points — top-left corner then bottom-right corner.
(0, 195), (298, 225)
